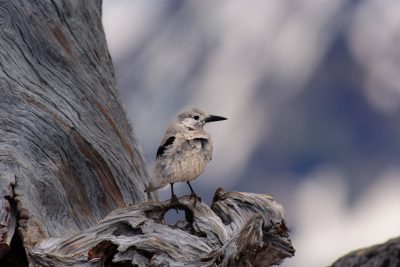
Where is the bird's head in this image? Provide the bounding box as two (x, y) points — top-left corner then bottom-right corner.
(177, 107), (227, 130)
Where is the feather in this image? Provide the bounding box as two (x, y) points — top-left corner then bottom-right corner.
(156, 136), (175, 159)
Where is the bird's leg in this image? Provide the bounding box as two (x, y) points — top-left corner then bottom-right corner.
(187, 182), (201, 206)
(169, 183), (179, 212)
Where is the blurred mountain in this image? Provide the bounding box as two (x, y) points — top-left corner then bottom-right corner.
(103, 1), (400, 266)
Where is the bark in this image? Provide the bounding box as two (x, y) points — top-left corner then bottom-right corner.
(331, 237), (400, 267)
(0, 1), (294, 266)
(0, 0), (153, 263)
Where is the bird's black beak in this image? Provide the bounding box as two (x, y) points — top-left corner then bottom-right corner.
(205, 115), (227, 123)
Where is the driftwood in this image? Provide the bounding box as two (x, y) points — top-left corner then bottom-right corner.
(0, 0), (294, 266)
(331, 237), (400, 267)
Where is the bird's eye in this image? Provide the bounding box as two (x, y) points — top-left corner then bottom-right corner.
(193, 115), (199, 120)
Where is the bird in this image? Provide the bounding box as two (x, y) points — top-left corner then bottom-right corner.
(144, 107), (227, 206)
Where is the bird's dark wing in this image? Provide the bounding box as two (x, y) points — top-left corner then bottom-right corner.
(156, 136), (175, 159)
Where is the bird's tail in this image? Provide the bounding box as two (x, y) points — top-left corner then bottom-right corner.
(144, 178), (169, 192)
(144, 165), (159, 192)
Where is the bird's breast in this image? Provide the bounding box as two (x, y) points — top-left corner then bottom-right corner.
(181, 139), (211, 180)
(154, 134), (213, 184)
(192, 138), (207, 149)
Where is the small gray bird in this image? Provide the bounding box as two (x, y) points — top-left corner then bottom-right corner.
(144, 107), (227, 205)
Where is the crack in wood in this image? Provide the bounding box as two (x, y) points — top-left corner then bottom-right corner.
(51, 25), (74, 57)
(70, 128), (125, 208)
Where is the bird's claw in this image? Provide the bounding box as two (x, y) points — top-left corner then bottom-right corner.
(169, 194), (180, 213)
(190, 193), (202, 206)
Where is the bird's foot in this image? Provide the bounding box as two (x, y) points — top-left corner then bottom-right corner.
(169, 194), (180, 213)
(190, 193), (202, 206)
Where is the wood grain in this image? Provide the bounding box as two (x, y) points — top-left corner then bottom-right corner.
(0, 0), (155, 261)
(32, 189), (294, 266)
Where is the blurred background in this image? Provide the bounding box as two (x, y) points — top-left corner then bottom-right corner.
(102, 1), (400, 266)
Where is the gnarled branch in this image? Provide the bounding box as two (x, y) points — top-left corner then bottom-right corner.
(31, 189), (294, 266)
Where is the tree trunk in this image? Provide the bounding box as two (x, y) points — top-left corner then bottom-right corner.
(0, 1), (294, 266)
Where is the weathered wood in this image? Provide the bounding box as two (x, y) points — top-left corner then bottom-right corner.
(331, 237), (400, 267)
(0, 0), (155, 263)
(0, 169), (16, 260)
(31, 188), (294, 266)
(0, 1), (294, 266)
